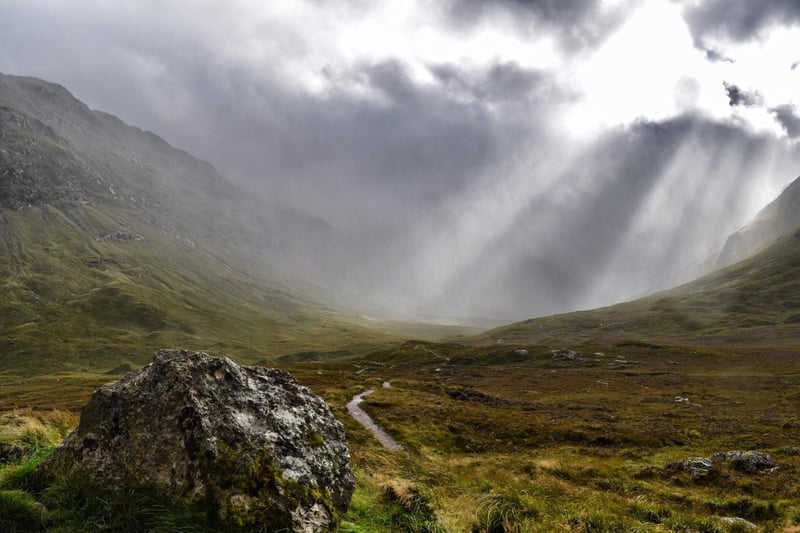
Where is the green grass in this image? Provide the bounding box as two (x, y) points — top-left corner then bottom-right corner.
(0, 489), (46, 532)
(2, 334), (800, 531)
(283, 340), (800, 532)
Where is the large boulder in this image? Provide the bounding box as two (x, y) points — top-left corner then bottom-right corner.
(36, 349), (354, 531)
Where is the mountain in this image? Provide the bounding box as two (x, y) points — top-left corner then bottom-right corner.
(0, 73), (386, 375)
(486, 198), (800, 348)
(716, 174), (800, 266)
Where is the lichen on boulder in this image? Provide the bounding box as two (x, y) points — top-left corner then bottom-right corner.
(36, 349), (354, 531)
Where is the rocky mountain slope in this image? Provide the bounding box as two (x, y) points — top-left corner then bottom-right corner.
(0, 74), (384, 375)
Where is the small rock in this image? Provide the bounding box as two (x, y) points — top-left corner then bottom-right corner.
(96, 231), (144, 242)
(711, 451), (774, 473)
(552, 350), (584, 363)
(719, 516), (757, 530)
(667, 457), (713, 477)
(513, 349), (528, 356)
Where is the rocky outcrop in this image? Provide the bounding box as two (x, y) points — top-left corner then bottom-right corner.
(36, 349), (354, 532)
(666, 450), (774, 479)
(95, 231), (144, 242)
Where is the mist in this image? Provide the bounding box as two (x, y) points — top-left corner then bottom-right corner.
(1, 0), (799, 323)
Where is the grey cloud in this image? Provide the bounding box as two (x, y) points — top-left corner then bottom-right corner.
(234, 59), (565, 225)
(723, 82), (762, 107)
(771, 105), (800, 139)
(702, 47), (733, 63)
(442, 0), (631, 50)
(682, 0), (800, 45)
(429, 61), (571, 104)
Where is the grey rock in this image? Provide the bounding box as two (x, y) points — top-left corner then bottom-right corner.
(96, 231), (144, 242)
(711, 450), (774, 473)
(552, 349), (585, 363)
(513, 349), (528, 356)
(669, 457), (714, 477)
(719, 516), (758, 529)
(36, 349), (354, 531)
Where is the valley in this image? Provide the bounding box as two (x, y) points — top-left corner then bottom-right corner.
(1, 72), (800, 532)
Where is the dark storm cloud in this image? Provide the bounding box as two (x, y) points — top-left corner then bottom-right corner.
(442, 0), (630, 50)
(209, 59), (568, 227)
(723, 82), (762, 107)
(771, 105), (800, 139)
(682, 0), (800, 44)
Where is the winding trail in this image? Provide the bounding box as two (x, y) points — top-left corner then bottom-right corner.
(347, 390), (403, 451)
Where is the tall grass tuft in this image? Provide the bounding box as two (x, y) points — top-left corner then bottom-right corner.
(472, 491), (540, 533)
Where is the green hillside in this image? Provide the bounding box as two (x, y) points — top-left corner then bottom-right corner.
(487, 225), (800, 348)
(0, 74), (389, 376)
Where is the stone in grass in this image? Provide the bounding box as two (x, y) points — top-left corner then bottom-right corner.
(719, 516), (758, 530)
(711, 451), (774, 473)
(667, 457), (714, 478)
(36, 349), (354, 532)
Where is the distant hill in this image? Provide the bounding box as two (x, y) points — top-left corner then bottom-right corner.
(0, 73), (385, 375)
(486, 206), (800, 348)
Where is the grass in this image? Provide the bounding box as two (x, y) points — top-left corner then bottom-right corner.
(0, 203), (396, 377)
(282, 337), (800, 532)
(0, 489), (46, 532)
(2, 337), (799, 531)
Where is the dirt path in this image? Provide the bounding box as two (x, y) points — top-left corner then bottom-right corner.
(346, 390), (403, 451)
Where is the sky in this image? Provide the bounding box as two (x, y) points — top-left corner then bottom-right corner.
(1, 0), (800, 322)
